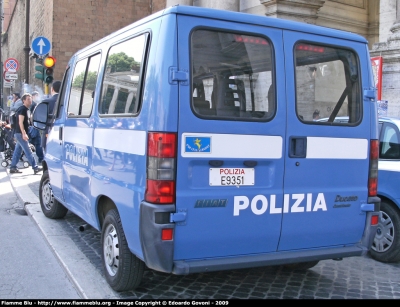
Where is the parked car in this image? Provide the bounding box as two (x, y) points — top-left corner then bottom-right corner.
(312, 115), (399, 262)
(372, 117), (400, 262)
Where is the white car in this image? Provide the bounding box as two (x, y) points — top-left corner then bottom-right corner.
(317, 115), (400, 262)
(372, 117), (400, 263)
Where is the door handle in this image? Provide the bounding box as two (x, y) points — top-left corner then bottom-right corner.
(289, 136), (307, 158)
(244, 160), (257, 167)
(59, 126), (63, 141)
(209, 160), (223, 167)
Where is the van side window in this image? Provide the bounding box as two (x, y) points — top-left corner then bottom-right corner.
(67, 53), (101, 117)
(295, 43), (361, 124)
(55, 67), (70, 119)
(191, 30), (275, 121)
(99, 34), (147, 115)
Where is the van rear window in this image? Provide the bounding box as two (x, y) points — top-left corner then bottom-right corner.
(295, 42), (361, 124)
(191, 29), (275, 121)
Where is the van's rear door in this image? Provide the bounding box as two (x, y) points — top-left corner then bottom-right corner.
(175, 15), (285, 260)
(280, 31), (371, 250)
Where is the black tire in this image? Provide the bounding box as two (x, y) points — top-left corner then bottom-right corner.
(370, 200), (400, 263)
(101, 209), (145, 291)
(39, 170), (68, 219)
(282, 261), (319, 270)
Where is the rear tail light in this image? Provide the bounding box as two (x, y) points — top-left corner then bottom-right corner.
(368, 140), (379, 197)
(145, 132), (177, 204)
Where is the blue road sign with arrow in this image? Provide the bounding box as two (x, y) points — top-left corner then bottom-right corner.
(31, 36), (51, 56)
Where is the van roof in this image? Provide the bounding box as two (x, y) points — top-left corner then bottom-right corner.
(166, 5), (367, 43)
(72, 5), (367, 58)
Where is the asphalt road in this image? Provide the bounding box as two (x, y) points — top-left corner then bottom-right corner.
(4, 161), (400, 300)
(0, 165), (80, 299)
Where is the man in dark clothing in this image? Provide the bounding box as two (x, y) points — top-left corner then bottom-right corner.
(9, 92), (22, 132)
(30, 91), (40, 111)
(9, 93), (43, 174)
(41, 80), (61, 150)
(29, 91), (44, 163)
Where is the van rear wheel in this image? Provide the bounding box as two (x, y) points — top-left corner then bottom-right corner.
(370, 200), (400, 263)
(39, 170), (68, 219)
(101, 209), (145, 291)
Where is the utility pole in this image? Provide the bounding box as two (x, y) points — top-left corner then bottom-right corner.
(0, 0), (3, 109)
(24, 0), (30, 84)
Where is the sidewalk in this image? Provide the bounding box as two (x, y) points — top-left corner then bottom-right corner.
(5, 165), (119, 299)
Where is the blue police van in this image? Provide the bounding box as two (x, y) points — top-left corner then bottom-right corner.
(33, 5), (380, 291)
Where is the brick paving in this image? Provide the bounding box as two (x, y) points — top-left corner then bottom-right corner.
(23, 181), (400, 299)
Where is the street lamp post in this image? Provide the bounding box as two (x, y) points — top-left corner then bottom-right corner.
(0, 0), (3, 109)
(24, 0), (30, 85)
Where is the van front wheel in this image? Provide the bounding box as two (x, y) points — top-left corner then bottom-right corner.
(39, 170), (68, 219)
(101, 209), (145, 291)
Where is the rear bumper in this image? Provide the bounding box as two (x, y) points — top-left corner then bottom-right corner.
(360, 196), (380, 251)
(140, 200), (380, 275)
(140, 201), (175, 273)
(172, 245), (366, 275)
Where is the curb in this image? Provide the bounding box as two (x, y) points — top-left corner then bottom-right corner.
(6, 167), (118, 299)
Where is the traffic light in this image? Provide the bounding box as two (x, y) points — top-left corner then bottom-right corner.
(43, 56), (56, 84)
(34, 58), (44, 81)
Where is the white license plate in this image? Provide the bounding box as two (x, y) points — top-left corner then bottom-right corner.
(209, 168), (254, 186)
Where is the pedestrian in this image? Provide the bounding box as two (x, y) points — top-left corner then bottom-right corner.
(9, 93), (43, 174)
(10, 92), (22, 112)
(30, 91), (40, 111)
(29, 91), (45, 164)
(9, 92), (22, 130)
(41, 81), (61, 151)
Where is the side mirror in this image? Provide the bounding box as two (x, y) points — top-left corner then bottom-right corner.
(32, 102), (49, 130)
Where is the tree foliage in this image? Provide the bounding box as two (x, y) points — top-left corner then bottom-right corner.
(72, 71), (98, 91)
(107, 52), (139, 73)
(71, 52), (139, 91)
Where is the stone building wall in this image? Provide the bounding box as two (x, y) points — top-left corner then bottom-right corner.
(4, 0), (400, 113)
(29, 0), (52, 90)
(370, 0), (400, 117)
(51, 0), (157, 83)
(153, 0), (167, 12)
(379, 0), (396, 43)
(2, 0), (28, 93)
(2, 0), (166, 95)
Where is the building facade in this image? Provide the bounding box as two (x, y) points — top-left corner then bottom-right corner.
(1, 0), (166, 99)
(1, 0), (400, 116)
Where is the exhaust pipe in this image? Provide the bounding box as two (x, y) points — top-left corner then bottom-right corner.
(79, 224), (89, 232)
